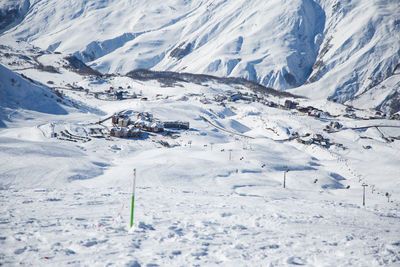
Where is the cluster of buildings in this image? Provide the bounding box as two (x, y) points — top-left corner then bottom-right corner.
(91, 86), (142, 101)
(109, 111), (189, 138)
(110, 127), (140, 138)
(211, 91), (330, 119)
(213, 91), (271, 104)
(295, 133), (342, 149)
(287, 101), (329, 118)
(324, 121), (343, 133)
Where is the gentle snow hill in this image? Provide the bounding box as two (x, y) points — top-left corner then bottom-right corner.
(0, 64), (68, 127)
(0, 44), (399, 265)
(1, 0), (399, 113)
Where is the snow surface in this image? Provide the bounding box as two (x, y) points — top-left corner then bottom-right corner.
(0, 41), (400, 266)
(1, 1), (400, 266)
(0, 63), (69, 128)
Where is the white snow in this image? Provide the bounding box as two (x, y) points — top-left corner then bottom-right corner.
(1, 48), (400, 265)
(1, 0), (399, 111)
(1, 2), (400, 266)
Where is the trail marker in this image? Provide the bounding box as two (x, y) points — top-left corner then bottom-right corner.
(50, 123), (55, 138)
(385, 192), (391, 203)
(362, 183), (368, 206)
(283, 167), (289, 188)
(130, 168), (137, 228)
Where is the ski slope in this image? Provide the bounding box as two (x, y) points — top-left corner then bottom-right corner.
(0, 41), (400, 265)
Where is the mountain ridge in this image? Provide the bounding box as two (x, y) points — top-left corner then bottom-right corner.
(1, 0), (399, 113)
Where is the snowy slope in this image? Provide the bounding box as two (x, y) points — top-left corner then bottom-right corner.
(293, 0), (400, 105)
(1, 0), (399, 112)
(0, 63), (68, 127)
(0, 44), (400, 265)
(1, 2), (400, 266)
(1, 0), (326, 90)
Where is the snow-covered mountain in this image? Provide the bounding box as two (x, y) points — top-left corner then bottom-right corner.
(1, 0), (399, 112)
(0, 63), (68, 127)
(1, 2), (400, 265)
(1, 39), (400, 265)
(0, 0), (30, 35)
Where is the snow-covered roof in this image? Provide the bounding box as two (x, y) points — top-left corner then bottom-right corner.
(151, 122), (163, 128)
(135, 119), (146, 126)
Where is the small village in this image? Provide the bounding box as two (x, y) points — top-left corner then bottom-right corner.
(198, 89), (400, 121)
(53, 78), (400, 123)
(52, 108), (190, 145)
(49, 82), (400, 150)
(108, 111), (189, 138)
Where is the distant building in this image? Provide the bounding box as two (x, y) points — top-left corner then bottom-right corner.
(134, 118), (147, 128)
(200, 98), (211, 104)
(296, 106), (309, 113)
(228, 92), (242, 102)
(137, 112), (153, 121)
(163, 121), (190, 130)
(111, 115), (119, 125)
(134, 119), (163, 132)
(308, 109), (321, 118)
(150, 122), (164, 132)
(114, 91), (123, 100)
(128, 127), (141, 137)
(110, 127), (123, 137)
(284, 100), (298, 109)
(214, 94), (227, 102)
(278, 105), (286, 110)
(110, 127), (141, 137)
(313, 134), (324, 142)
(118, 118), (130, 127)
(331, 121), (342, 129)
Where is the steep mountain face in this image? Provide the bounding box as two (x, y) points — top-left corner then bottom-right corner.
(1, 0), (399, 112)
(0, 0), (30, 34)
(297, 0), (400, 105)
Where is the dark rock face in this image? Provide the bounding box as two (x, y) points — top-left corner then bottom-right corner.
(64, 56), (102, 77)
(0, 1), (30, 34)
(170, 43), (192, 60)
(126, 69), (299, 98)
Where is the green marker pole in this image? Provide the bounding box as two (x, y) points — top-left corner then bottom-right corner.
(130, 168), (136, 228)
